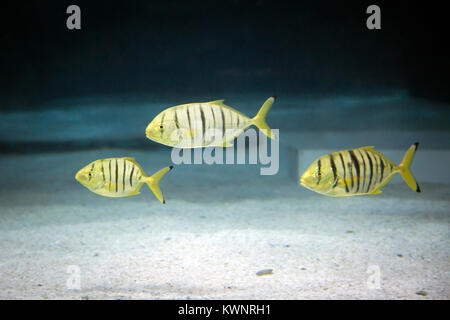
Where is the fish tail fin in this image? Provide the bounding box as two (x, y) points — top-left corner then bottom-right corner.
(251, 96), (276, 139)
(398, 142), (421, 193)
(145, 166), (173, 203)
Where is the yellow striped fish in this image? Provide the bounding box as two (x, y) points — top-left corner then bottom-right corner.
(145, 96), (276, 148)
(75, 157), (173, 203)
(300, 143), (421, 197)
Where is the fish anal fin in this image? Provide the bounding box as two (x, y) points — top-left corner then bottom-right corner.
(223, 141), (234, 147)
(127, 190), (141, 196)
(368, 189), (382, 195)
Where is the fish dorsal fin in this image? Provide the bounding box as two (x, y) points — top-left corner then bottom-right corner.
(360, 146), (375, 151)
(207, 99), (225, 106)
(122, 157), (146, 176)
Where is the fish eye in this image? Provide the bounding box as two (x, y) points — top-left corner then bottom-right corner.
(88, 172), (92, 177)
(160, 125), (164, 129)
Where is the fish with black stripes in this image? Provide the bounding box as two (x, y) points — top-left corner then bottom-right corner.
(145, 96), (276, 148)
(75, 157), (173, 203)
(300, 143), (421, 196)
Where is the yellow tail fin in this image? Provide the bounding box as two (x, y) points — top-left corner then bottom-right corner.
(251, 96), (276, 139)
(398, 143), (421, 193)
(145, 166), (173, 203)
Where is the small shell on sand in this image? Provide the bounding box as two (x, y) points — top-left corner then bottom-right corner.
(256, 269), (273, 276)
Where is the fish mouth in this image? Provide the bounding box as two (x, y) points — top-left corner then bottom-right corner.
(300, 177), (305, 186)
(300, 172), (308, 186)
(75, 171), (84, 183)
(300, 174), (314, 190)
(145, 126), (154, 140)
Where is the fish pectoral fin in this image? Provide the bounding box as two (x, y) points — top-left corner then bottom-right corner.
(344, 177), (354, 187)
(337, 179), (347, 189)
(180, 128), (196, 139)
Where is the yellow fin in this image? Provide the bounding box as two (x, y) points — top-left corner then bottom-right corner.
(127, 188), (141, 196)
(222, 141), (234, 147)
(145, 166), (173, 203)
(251, 96), (276, 139)
(360, 146), (375, 151)
(368, 189), (382, 195)
(398, 142), (421, 193)
(121, 157), (147, 176)
(208, 99), (225, 105)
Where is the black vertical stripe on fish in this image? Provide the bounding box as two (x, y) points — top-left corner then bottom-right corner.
(365, 151), (374, 193)
(348, 160), (354, 192)
(349, 150), (360, 193)
(115, 159), (118, 193)
(211, 106), (216, 130)
(209, 106), (216, 143)
(339, 152), (349, 193)
(101, 161), (105, 183)
(358, 150), (366, 193)
(373, 154), (379, 188)
(220, 107), (226, 139)
(317, 159), (322, 185)
(329, 154), (339, 189)
(379, 157), (385, 183)
(129, 163), (134, 187)
(174, 110), (180, 129)
(186, 107), (192, 135)
(237, 115), (240, 128)
(200, 105), (206, 139)
(108, 160), (112, 191)
(123, 160), (126, 192)
(331, 179), (339, 189)
(330, 154), (337, 181)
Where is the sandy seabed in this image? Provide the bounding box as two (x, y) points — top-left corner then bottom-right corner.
(0, 149), (448, 299)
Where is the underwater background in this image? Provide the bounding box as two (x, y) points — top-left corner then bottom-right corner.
(0, 1), (448, 299)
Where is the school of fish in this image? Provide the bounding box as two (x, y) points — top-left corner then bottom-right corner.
(75, 96), (421, 202)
